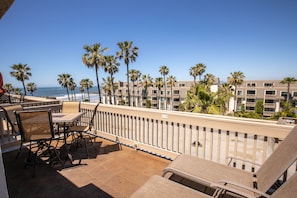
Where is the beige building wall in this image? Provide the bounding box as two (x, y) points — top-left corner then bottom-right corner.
(104, 79), (297, 116)
(236, 80), (297, 116)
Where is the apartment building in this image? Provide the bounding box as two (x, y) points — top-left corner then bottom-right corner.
(113, 81), (194, 110)
(236, 80), (297, 116)
(102, 79), (297, 116)
(111, 80), (220, 111)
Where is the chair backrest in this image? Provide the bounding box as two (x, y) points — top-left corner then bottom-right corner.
(89, 103), (100, 125)
(62, 101), (80, 113)
(271, 172), (297, 198)
(0, 104), (23, 133)
(256, 126), (297, 192)
(15, 110), (54, 141)
(85, 103), (100, 131)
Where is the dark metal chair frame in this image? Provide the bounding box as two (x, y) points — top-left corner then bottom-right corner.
(15, 109), (62, 177)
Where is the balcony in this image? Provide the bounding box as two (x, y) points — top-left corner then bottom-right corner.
(1, 98), (296, 197)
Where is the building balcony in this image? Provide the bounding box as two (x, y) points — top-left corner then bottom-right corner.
(1, 98), (296, 197)
(264, 103), (276, 108)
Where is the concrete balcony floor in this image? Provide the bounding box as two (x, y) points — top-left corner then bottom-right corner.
(2, 137), (170, 198)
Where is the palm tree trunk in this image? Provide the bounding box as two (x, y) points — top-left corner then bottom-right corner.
(95, 65), (102, 103)
(66, 87), (70, 101)
(22, 81), (27, 95)
(132, 83), (135, 106)
(287, 83), (290, 102)
(171, 85), (173, 111)
(111, 77), (116, 105)
(87, 88), (90, 101)
(126, 63), (130, 106)
(109, 91), (112, 104)
(233, 87), (237, 112)
(164, 75), (167, 110)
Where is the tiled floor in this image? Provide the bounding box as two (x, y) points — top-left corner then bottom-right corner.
(2, 137), (170, 198)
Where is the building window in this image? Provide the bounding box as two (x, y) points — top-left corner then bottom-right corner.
(247, 90), (256, 95)
(247, 98), (255, 102)
(265, 90), (276, 95)
(173, 98), (180, 102)
(173, 90), (179, 94)
(152, 97), (157, 100)
(264, 83), (273, 87)
(179, 83), (185, 87)
(265, 99), (275, 104)
(264, 108), (275, 112)
(119, 82), (124, 87)
(247, 83), (256, 87)
(237, 90), (243, 96)
(281, 91), (288, 97)
(293, 92), (297, 97)
(152, 90), (157, 94)
(246, 106), (255, 110)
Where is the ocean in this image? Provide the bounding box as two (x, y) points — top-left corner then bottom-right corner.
(33, 87), (100, 102)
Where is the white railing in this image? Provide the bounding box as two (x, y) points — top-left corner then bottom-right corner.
(82, 104), (294, 172)
(1, 101), (295, 173)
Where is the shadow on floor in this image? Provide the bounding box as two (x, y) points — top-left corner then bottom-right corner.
(2, 140), (122, 198)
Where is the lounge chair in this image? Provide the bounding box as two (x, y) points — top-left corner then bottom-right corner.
(131, 172), (297, 198)
(213, 172), (297, 197)
(162, 126), (297, 197)
(130, 175), (211, 198)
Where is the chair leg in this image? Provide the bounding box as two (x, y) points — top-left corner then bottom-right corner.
(84, 138), (89, 158)
(16, 140), (23, 159)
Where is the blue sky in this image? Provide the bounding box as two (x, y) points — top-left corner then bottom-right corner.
(0, 0), (296, 87)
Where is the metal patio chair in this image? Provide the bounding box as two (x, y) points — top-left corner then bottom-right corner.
(0, 104), (23, 158)
(15, 109), (62, 177)
(69, 102), (100, 158)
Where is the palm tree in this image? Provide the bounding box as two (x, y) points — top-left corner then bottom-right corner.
(102, 77), (113, 104)
(104, 55), (119, 105)
(181, 83), (218, 114)
(280, 77), (297, 102)
(139, 74), (153, 107)
(167, 75), (176, 110)
(80, 78), (93, 101)
(69, 78), (76, 101)
(26, 82), (37, 96)
(82, 43), (108, 103)
(10, 63), (32, 95)
(154, 77), (164, 109)
(129, 69), (141, 106)
(196, 63), (206, 82)
(3, 83), (14, 103)
(217, 83), (233, 115)
(57, 73), (72, 101)
(13, 88), (22, 95)
(116, 41), (139, 106)
(159, 65), (169, 110)
(228, 71), (245, 112)
(203, 73), (216, 86)
(189, 66), (199, 84)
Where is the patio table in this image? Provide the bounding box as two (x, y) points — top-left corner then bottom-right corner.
(52, 112), (85, 163)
